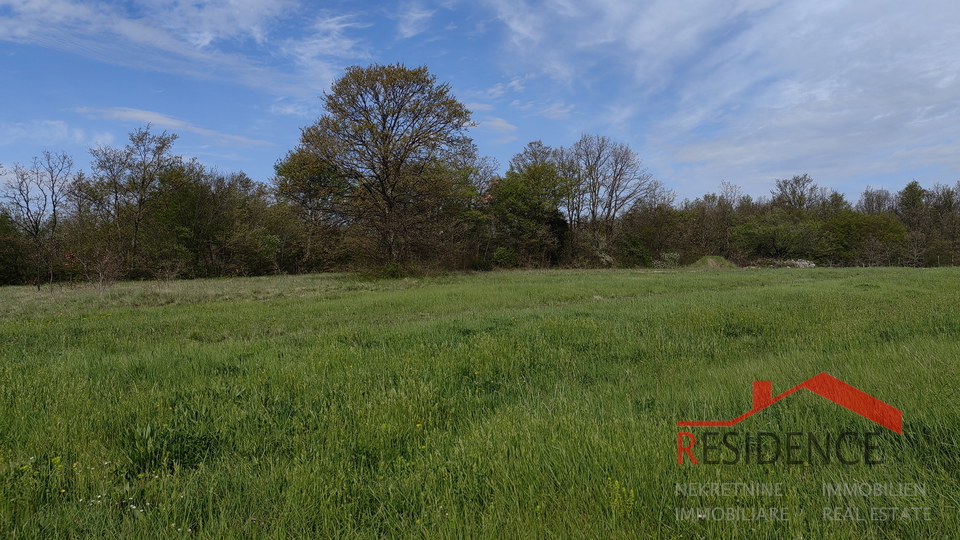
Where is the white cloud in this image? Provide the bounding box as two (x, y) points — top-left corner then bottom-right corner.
(281, 14), (371, 90)
(0, 1), (369, 100)
(482, 83), (505, 99)
(73, 107), (273, 146)
(485, 0), (543, 44)
(507, 76), (528, 92)
(148, 0), (298, 47)
(479, 0), (960, 196)
(268, 101), (316, 117)
(396, 3), (436, 38)
(90, 131), (116, 147)
(480, 116), (517, 133)
(478, 116), (518, 143)
(540, 101), (573, 120)
(465, 102), (495, 111)
(648, 1), (960, 194)
(0, 120), (85, 147)
(467, 77), (529, 103)
(4, 0), (960, 197)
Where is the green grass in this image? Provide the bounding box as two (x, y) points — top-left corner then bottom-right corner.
(1, 268), (957, 538)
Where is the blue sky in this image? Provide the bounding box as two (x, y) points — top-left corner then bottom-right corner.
(2, 0), (959, 201)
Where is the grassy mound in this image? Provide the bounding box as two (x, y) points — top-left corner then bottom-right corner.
(688, 255), (738, 268)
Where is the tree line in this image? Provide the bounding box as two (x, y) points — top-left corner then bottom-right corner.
(2, 63), (959, 288)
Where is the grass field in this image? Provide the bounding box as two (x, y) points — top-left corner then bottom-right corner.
(1, 268), (958, 538)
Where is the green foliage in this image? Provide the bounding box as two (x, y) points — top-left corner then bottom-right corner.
(373, 261), (407, 279)
(678, 192), (739, 260)
(619, 217), (680, 264)
(489, 142), (569, 266)
(555, 134), (653, 265)
(490, 246), (519, 268)
(771, 173), (824, 213)
(270, 149), (352, 271)
(272, 148), (349, 226)
(615, 235), (653, 267)
(897, 180), (928, 231)
(74, 125), (181, 279)
(820, 209), (906, 265)
(7, 100), (960, 285)
(295, 63), (475, 266)
(732, 209), (822, 259)
(0, 151), (73, 289)
(0, 211), (23, 285)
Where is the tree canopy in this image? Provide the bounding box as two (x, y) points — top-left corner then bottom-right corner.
(290, 63), (474, 265)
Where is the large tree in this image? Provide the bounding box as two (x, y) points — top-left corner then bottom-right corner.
(291, 63), (474, 266)
(557, 134), (653, 264)
(489, 141), (569, 267)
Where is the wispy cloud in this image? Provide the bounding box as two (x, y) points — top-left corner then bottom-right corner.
(268, 100), (317, 117)
(478, 116), (519, 143)
(149, 0), (298, 47)
(73, 107), (273, 146)
(485, 0), (543, 44)
(282, 14), (371, 91)
(0, 120), (84, 147)
(505, 99), (571, 120)
(0, 1), (368, 100)
(540, 101), (573, 120)
(647, 1), (960, 194)
(480, 0), (960, 195)
(481, 83), (506, 99)
(396, 3), (436, 38)
(465, 102), (495, 112)
(507, 76), (528, 92)
(4, 0), (960, 197)
(467, 77), (529, 103)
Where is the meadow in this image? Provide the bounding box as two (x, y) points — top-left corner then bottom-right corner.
(0, 268), (957, 538)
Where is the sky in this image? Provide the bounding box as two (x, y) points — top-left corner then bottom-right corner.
(2, 0), (959, 202)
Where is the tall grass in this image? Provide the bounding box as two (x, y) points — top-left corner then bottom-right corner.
(0, 268), (957, 538)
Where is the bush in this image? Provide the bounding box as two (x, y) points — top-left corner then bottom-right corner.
(491, 247), (520, 268)
(653, 252), (681, 269)
(617, 236), (654, 268)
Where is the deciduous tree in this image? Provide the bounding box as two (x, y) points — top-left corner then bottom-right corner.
(71, 126), (180, 277)
(489, 141), (569, 266)
(293, 63), (474, 267)
(558, 134), (653, 263)
(0, 151), (73, 289)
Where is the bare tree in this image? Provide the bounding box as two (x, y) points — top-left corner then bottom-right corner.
(555, 145), (585, 231)
(1, 151), (73, 289)
(560, 134), (653, 261)
(856, 186), (896, 214)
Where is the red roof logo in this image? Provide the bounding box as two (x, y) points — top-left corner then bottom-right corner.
(678, 372), (902, 433)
